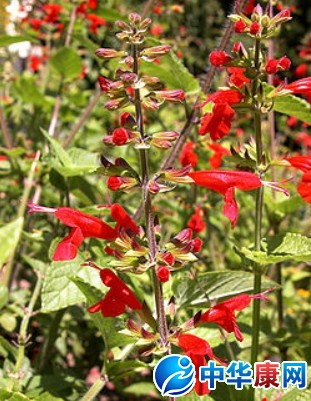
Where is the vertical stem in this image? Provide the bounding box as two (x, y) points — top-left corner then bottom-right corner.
(0, 94), (12, 148)
(251, 38), (264, 371)
(7, 270), (44, 391)
(132, 44), (169, 348)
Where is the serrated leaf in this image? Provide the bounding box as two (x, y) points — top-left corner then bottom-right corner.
(238, 233), (311, 265)
(41, 129), (99, 177)
(41, 254), (104, 312)
(173, 271), (277, 309)
(265, 84), (311, 124)
(71, 276), (133, 349)
(51, 48), (82, 79)
(0, 217), (24, 266)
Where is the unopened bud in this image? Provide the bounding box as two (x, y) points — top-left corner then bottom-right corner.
(127, 319), (140, 334)
(141, 45), (171, 59)
(107, 176), (137, 191)
(115, 20), (131, 31)
(140, 18), (152, 31)
(95, 48), (126, 60)
(261, 15), (270, 28)
(156, 266), (170, 283)
(129, 12), (141, 25)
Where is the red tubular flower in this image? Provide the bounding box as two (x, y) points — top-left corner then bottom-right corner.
(278, 56), (291, 71)
(208, 143), (231, 168)
(88, 269), (142, 317)
(189, 170), (262, 227)
(265, 59), (279, 74)
(28, 205), (118, 261)
(187, 206), (206, 233)
(200, 293), (268, 341)
(110, 203), (139, 234)
(209, 51), (232, 67)
(284, 77), (311, 96)
(199, 103), (235, 140)
(178, 334), (226, 395)
(179, 141), (198, 167)
(298, 171), (311, 203)
(243, 0), (255, 14)
(154, 89), (185, 102)
(86, 14), (106, 34)
(286, 156), (311, 173)
(295, 63), (308, 78)
(107, 176), (137, 191)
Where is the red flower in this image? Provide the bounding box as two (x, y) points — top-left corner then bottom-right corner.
(298, 171), (311, 203)
(296, 132), (311, 148)
(285, 77), (311, 96)
(249, 21), (260, 35)
(189, 170), (262, 227)
(28, 203), (138, 260)
(187, 206), (206, 233)
(278, 56), (291, 71)
(42, 4), (63, 23)
(199, 103), (235, 140)
(295, 63), (308, 78)
(112, 127), (130, 145)
(243, 0), (255, 14)
(29, 56), (42, 72)
(227, 68), (250, 88)
(86, 14), (106, 34)
(209, 51), (232, 67)
(28, 18), (43, 31)
(178, 334), (225, 395)
(179, 141), (198, 167)
(265, 59), (279, 74)
(156, 266), (170, 282)
(234, 19), (247, 33)
(150, 24), (163, 35)
(200, 293), (268, 341)
(208, 143), (231, 169)
(88, 269), (142, 317)
(286, 156), (311, 173)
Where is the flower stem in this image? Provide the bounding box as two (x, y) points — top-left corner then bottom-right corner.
(7, 269), (44, 391)
(250, 39), (265, 401)
(132, 44), (170, 349)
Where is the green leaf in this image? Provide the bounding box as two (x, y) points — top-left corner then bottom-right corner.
(108, 360), (148, 380)
(96, 7), (124, 21)
(0, 283), (8, 309)
(41, 129), (98, 177)
(238, 233), (311, 265)
(0, 390), (31, 401)
(173, 271), (277, 309)
(141, 40), (200, 94)
(123, 382), (157, 396)
(0, 35), (34, 47)
(50, 48), (82, 80)
(265, 84), (311, 124)
(0, 217), (24, 266)
(0, 313), (16, 331)
(71, 276), (133, 348)
(41, 254), (104, 313)
(14, 76), (49, 107)
(0, 336), (18, 359)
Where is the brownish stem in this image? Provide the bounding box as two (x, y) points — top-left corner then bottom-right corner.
(63, 86), (101, 148)
(132, 44), (169, 348)
(0, 95), (12, 148)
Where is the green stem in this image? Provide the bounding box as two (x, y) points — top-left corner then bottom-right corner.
(80, 376), (107, 401)
(7, 270), (43, 391)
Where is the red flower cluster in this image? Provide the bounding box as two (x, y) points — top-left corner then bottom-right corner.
(209, 51), (232, 67)
(28, 203), (138, 261)
(265, 56), (291, 74)
(86, 14), (106, 34)
(103, 113), (137, 146)
(88, 268), (142, 317)
(208, 143), (231, 168)
(42, 4), (63, 23)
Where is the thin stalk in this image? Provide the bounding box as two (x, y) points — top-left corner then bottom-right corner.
(132, 44), (169, 348)
(251, 38), (264, 373)
(0, 94), (12, 148)
(80, 374), (107, 401)
(7, 270), (44, 391)
(2, 151), (41, 288)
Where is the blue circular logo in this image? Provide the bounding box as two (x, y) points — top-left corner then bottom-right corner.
(153, 354), (196, 397)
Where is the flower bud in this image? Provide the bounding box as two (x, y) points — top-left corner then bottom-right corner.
(153, 89), (185, 103)
(249, 21), (260, 35)
(140, 18), (152, 31)
(107, 176), (137, 191)
(141, 45), (171, 59)
(127, 319), (140, 334)
(261, 15), (270, 28)
(278, 56), (291, 71)
(191, 238), (203, 253)
(104, 97), (130, 111)
(163, 252), (175, 265)
(120, 112), (136, 128)
(232, 42), (248, 58)
(265, 58), (278, 74)
(151, 131), (178, 149)
(120, 72), (137, 84)
(157, 266), (170, 282)
(95, 48), (126, 59)
(149, 180), (160, 194)
(115, 20), (131, 32)
(112, 127), (130, 145)
(129, 12), (141, 25)
(124, 56), (134, 68)
(161, 166), (194, 184)
(234, 19), (247, 33)
(98, 76), (112, 92)
(174, 228), (193, 243)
